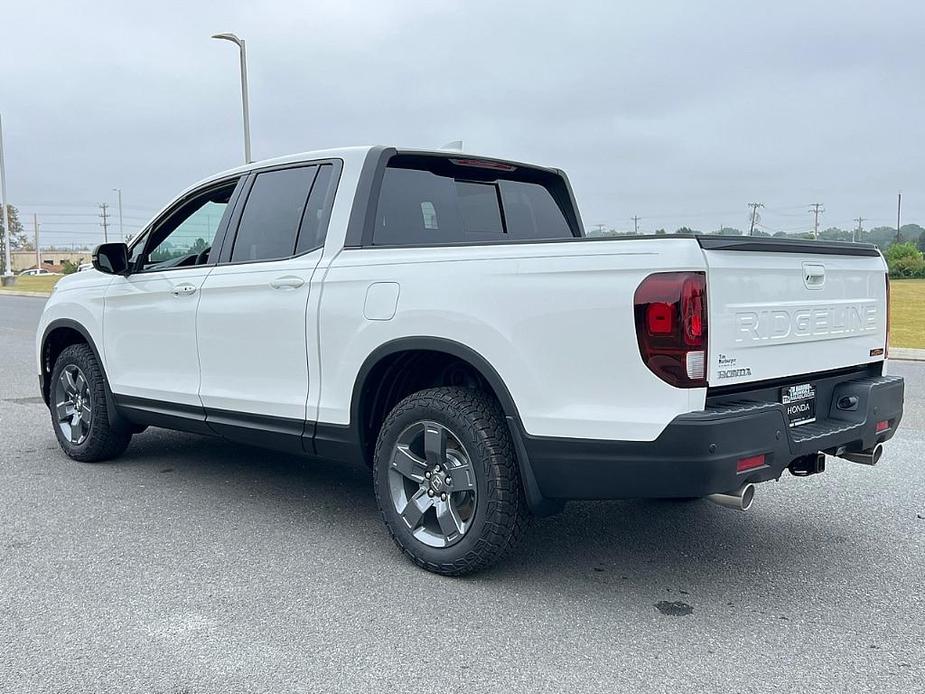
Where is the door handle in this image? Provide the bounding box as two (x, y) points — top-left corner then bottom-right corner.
(171, 284), (197, 297)
(270, 276), (305, 290)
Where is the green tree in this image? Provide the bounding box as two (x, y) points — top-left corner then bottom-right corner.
(0, 204), (28, 273)
(884, 242), (925, 278)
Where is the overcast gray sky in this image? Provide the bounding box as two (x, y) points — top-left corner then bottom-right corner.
(2, 0), (923, 245)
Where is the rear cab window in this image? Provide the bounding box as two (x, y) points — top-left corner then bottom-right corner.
(371, 154), (580, 246)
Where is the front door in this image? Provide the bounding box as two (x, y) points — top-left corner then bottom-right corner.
(103, 178), (242, 409)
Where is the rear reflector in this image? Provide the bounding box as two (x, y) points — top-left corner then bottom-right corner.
(876, 420), (889, 433)
(737, 454), (766, 473)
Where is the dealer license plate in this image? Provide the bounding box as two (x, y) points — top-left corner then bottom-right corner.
(781, 383), (816, 427)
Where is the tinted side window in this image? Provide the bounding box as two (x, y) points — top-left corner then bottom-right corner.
(230, 166), (317, 263)
(295, 164), (338, 254)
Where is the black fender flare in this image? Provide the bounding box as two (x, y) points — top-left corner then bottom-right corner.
(350, 336), (561, 516)
(40, 318), (130, 432)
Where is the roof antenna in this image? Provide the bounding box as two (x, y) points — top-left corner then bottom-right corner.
(441, 140), (463, 151)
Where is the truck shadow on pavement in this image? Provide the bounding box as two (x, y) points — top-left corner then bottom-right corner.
(107, 426), (864, 616)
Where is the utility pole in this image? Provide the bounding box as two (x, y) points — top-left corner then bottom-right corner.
(632, 215), (641, 234)
(853, 216), (865, 243)
(593, 223), (606, 235)
(0, 113), (13, 284)
(747, 202), (764, 236)
(809, 202), (824, 240)
(896, 191), (902, 243)
(33, 213), (40, 270)
(99, 203), (110, 243)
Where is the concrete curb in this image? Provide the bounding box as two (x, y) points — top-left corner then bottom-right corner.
(0, 290), (51, 298)
(891, 347), (925, 362)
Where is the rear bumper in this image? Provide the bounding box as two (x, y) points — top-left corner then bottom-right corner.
(515, 374), (903, 502)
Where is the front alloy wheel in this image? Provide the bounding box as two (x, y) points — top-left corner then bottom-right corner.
(49, 343), (132, 462)
(54, 364), (93, 445)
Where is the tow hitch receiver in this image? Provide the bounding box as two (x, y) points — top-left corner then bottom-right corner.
(789, 453), (826, 477)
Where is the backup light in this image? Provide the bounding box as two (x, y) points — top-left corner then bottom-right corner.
(876, 420), (889, 433)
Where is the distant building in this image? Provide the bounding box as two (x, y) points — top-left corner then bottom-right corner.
(10, 250), (91, 272)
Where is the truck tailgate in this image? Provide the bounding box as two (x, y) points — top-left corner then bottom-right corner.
(700, 239), (888, 387)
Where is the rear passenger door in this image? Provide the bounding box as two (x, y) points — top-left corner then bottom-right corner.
(196, 161), (340, 452)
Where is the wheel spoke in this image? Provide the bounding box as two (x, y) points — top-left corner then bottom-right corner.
(391, 444), (428, 482)
(75, 372), (86, 394)
(400, 488), (433, 531)
(435, 499), (465, 540)
(63, 369), (77, 394)
(444, 455), (476, 492)
(423, 423), (447, 467)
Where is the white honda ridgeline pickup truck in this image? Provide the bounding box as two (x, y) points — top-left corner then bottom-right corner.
(37, 146), (904, 575)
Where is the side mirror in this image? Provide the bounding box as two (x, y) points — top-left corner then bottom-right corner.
(92, 243), (130, 275)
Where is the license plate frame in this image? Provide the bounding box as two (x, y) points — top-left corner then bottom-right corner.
(781, 383), (816, 427)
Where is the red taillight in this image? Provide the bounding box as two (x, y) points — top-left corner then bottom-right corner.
(885, 272), (890, 358)
(634, 272), (708, 388)
(737, 454), (766, 473)
(876, 420), (889, 433)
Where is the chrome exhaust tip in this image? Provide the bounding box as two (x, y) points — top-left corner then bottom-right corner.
(839, 443), (883, 466)
(707, 483), (755, 512)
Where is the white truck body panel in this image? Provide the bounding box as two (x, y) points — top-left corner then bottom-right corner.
(317, 239), (708, 442)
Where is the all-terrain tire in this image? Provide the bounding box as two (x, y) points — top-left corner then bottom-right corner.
(49, 343), (132, 462)
(373, 386), (528, 576)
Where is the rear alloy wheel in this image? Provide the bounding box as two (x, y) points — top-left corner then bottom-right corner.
(387, 420), (477, 548)
(373, 387), (527, 576)
(49, 343), (132, 462)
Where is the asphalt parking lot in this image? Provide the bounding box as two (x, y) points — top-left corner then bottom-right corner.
(1, 294), (923, 693)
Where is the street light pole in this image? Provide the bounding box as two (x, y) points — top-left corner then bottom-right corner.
(0, 113), (14, 284)
(212, 33), (252, 163)
(113, 188), (124, 240)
